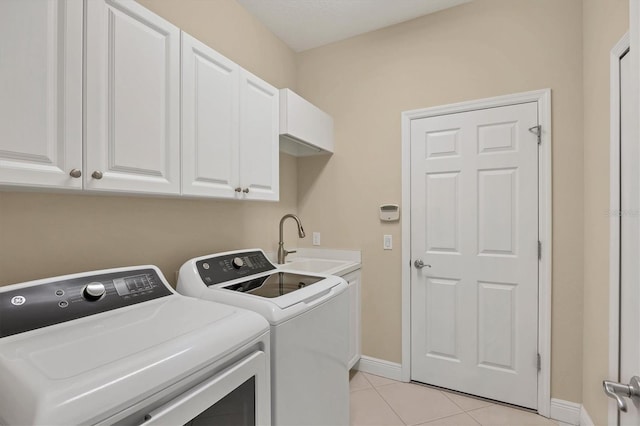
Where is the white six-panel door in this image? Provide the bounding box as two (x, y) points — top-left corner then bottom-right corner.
(181, 31), (240, 198)
(410, 102), (539, 408)
(84, 0), (180, 195)
(0, 0), (83, 189)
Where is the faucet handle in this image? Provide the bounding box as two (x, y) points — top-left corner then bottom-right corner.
(286, 250), (297, 255)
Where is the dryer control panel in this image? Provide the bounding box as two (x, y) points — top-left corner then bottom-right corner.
(0, 268), (173, 338)
(196, 250), (276, 286)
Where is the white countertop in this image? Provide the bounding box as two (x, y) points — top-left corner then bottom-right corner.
(268, 248), (361, 276)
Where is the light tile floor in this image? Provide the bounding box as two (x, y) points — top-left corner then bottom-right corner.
(350, 371), (568, 426)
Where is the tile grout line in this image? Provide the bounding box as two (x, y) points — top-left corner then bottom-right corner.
(367, 379), (410, 425)
(438, 389), (478, 413)
(362, 374), (479, 426)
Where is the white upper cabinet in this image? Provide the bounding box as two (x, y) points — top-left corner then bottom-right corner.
(1, 0), (279, 199)
(0, 0), (83, 189)
(182, 32), (239, 198)
(239, 70), (279, 201)
(279, 89), (334, 157)
(182, 34), (279, 201)
(84, 0), (181, 195)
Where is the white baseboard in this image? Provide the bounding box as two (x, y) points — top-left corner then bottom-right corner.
(579, 405), (594, 426)
(549, 399), (580, 425)
(355, 356), (403, 381)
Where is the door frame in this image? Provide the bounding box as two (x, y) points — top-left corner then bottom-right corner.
(608, 32), (631, 426)
(400, 89), (552, 416)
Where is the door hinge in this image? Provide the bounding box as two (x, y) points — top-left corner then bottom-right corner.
(537, 353), (541, 372)
(529, 125), (542, 145)
(538, 240), (542, 260)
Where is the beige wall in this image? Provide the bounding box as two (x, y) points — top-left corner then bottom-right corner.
(296, 0), (585, 402)
(0, 0), (298, 287)
(1, 0), (630, 415)
(582, 0), (628, 424)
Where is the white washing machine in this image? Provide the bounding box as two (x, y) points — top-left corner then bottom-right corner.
(0, 265), (271, 425)
(177, 249), (349, 426)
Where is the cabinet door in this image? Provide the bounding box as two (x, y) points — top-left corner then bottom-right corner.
(0, 0), (82, 189)
(182, 32), (239, 198)
(238, 70), (279, 201)
(344, 270), (362, 369)
(85, 0), (180, 194)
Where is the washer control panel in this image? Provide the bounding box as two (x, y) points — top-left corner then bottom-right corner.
(197, 250), (276, 286)
(0, 268), (173, 338)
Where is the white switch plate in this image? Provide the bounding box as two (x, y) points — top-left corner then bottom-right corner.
(313, 232), (321, 246)
(383, 234), (392, 250)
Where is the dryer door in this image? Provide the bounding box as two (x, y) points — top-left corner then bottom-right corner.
(144, 351), (269, 426)
(101, 350), (270, 426)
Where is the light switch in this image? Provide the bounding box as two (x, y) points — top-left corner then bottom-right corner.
(383, 235), (392, 250)
(313, 232), (321, 246)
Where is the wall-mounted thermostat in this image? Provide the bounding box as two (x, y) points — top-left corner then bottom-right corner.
(379, 204), (400, 221)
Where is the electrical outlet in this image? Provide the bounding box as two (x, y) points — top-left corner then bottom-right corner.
(313, 232), (321, 246)
(383, 234), (392, 250)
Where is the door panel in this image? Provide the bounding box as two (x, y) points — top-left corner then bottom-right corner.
(239, 70), (279, 201)
(85, 0), (180, 194)
(182, 31), (239, 198)
(477, 281), (516, 371)
(425, 277), (459, 360)
(478, 168), (517, 255)
(410, 102), (539, 409)
(0, 0), (82, 188)
(425, 172), (460, 253)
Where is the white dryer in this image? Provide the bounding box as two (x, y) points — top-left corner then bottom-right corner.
(177, 249), (349, 426)
(0, 265), (271, 425)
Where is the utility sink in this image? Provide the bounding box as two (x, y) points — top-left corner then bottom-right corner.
(279, 258), (357, 275)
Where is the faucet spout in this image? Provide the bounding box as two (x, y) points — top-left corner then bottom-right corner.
(278, 214), (305, 264)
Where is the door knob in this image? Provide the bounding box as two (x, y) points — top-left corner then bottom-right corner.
(414, 259), (431, 269)
(603, 376), (640, 412)
(92, 171), (103, 179)
(242, 188), (250, 193)
(69, 169), (81, 178)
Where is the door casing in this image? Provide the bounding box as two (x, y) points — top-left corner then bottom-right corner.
(401, 89), (552, 417)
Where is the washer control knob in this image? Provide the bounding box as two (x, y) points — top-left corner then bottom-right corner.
(232, 257), (244, 269)
(83, 282), (106, 300)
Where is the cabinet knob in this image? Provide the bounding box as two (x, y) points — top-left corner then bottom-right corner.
(242, 188), (250, 193)
(69, 169), (82, 178)
(92, 171), (103, 180)
(235, 187), (242, 192)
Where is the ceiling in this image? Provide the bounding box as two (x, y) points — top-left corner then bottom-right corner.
(237, 0), (473, 52)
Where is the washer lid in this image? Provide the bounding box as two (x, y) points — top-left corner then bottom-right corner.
(0, 295), (269, 425)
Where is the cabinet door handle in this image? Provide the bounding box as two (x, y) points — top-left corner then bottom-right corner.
(69, 169), (82, 178)
(234, 187), (242, 192)
(242, 188), (250, 193)
(92, 171), (103, 180)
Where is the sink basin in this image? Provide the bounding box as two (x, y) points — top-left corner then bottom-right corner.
(279, 258), (355, 275)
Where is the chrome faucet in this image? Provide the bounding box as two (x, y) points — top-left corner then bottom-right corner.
(278, 214), (306, 264)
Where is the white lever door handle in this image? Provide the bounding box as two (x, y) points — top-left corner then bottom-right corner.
(603, 376), (640, 412)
